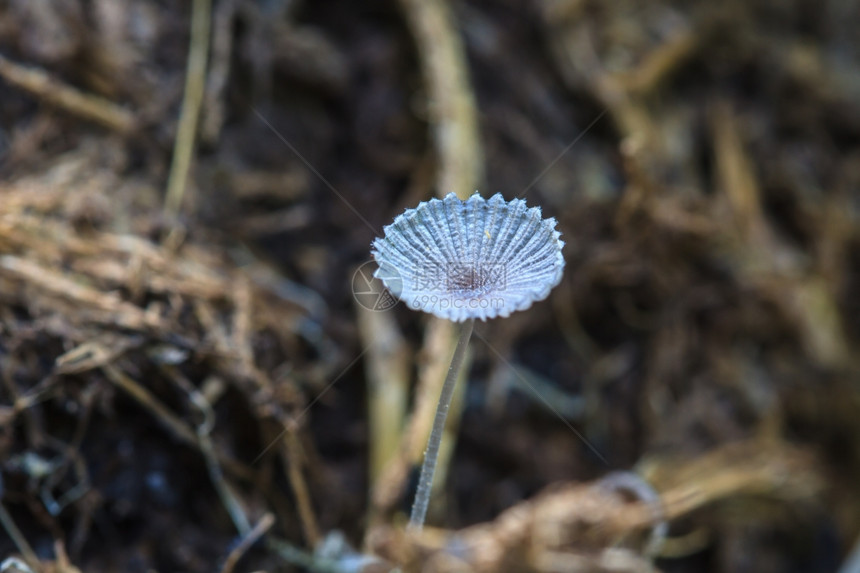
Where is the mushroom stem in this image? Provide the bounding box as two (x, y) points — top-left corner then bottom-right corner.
(408, 318), (475, 531)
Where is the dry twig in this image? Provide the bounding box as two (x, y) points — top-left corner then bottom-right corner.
(356, 302), (410, 486)
(0, 53), (136, 134)
(369, 441), (822, 572)
(220, 513), (275, 573)
(164, 0), (213, 220)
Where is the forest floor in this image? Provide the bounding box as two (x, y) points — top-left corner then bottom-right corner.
(1, 0), (860, 572)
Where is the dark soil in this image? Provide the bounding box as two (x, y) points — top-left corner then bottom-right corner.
(1, 0), (859, 572)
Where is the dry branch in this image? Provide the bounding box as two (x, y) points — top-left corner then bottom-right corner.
(369, 441), (822, 572)
(0, 53), (136, 134)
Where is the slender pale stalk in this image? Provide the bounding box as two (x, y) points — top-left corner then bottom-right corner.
(408, 318), (475, 531)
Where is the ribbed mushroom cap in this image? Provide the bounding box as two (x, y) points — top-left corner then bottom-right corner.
(371, 192), (565, 321)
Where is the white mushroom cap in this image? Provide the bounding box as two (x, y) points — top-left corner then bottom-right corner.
(371, 192), (565, 321)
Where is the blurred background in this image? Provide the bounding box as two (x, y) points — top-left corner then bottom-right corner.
(1, 0), (859, 571)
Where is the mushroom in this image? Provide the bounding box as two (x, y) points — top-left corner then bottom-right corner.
(371, 192), (565, 530)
